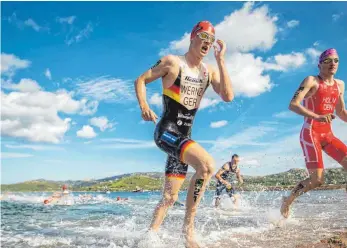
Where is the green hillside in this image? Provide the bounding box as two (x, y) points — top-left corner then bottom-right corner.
(1, 168), (346, 192)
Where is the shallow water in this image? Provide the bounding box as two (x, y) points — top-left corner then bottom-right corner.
(1, 190), (346, 248)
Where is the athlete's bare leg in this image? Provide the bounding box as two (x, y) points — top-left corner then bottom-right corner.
(281, 169), (324, 218)
(181, 143), (215, 248)
(150, 176), (185, 231)
(215, 197), (221, 208)
(340, 156), (347, 170)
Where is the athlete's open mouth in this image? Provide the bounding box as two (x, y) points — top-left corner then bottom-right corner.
(201, 45), (209, 53)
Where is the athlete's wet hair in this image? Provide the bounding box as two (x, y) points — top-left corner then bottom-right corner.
(231, 154), (239, 159)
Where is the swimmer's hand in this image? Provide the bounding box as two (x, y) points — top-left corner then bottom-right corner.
(141, 105), (158, 124)
(213, 39), (226, 61)
(314, 114), (335, 123)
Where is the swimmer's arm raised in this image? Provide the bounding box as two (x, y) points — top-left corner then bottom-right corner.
(335, 80), (347, 122)
(289, 76), (320, 119)
(209, 40), (234, 102)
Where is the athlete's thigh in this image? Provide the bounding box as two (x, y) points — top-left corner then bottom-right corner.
(323, 134), (347, 168)
(180, 141), (214, 172)
(300, 128), (324, 169)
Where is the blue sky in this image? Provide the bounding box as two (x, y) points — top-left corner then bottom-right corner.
(1, 1), (347, 184)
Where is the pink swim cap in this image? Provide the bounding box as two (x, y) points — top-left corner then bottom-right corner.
(319, 48), (338, 63)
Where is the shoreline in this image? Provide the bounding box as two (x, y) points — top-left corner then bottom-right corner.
(1, 184), (346, 193)
(296, 231), (347, 248)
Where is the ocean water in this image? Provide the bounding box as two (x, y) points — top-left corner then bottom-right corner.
(1, 189), (346, 248)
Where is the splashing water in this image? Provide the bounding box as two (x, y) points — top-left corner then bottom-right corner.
(1, 190), (346, 248)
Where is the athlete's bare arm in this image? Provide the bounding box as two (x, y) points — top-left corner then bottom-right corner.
(335, 79), (347, 122)
(134, 55), (176, 123)
(209, 40), (234, 102)
(289, 76), (334, 123)
(215, 163), (231, 186)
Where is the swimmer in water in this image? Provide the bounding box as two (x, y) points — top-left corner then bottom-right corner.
(281, 48), (347, 218)
(134, 20), (234, 248)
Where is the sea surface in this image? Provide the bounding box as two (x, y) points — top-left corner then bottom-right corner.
(1, 189), (346, 248)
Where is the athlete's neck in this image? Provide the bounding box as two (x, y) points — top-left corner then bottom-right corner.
(318, 73), (334, 84)
(184, 52), (203, 68)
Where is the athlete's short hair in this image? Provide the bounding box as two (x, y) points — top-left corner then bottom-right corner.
(231, 154), (239, 159)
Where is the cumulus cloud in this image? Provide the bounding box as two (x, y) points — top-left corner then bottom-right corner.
(210, 120), (228, 128)
(77, 125), (97, 138)
(1, 80), (98, 143)
(90, 116), (114, 131)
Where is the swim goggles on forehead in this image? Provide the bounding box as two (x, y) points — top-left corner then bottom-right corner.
(322, 58), (339, 64)
(197, 32), (215, 43)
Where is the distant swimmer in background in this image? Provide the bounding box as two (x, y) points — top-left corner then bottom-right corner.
(281, 48), (347, 218)
(214, 154), (243, 208)
(44, 184), (71, 205)
(116, 196), (129, 201)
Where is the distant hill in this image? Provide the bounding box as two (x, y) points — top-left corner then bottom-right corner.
(1, 168), (346, 192)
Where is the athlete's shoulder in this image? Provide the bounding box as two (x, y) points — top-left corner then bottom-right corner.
(335, 78), (345, 85)
(303, 75), (319, 86)
(222, 162), (230, 170)
(159, 54), (179, 66)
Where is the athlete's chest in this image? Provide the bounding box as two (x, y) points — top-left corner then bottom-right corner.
(178, 64), (209, 110)
(313, 83), (339, 108)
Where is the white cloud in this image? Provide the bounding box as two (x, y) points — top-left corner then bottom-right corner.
(208, 125), (274, 153)
(90, 116), (114, 131)
(99, 138), (155, 149)
(1, 80), (98, 143)
(24, 19), (42, 32)
(264, 52), (306, 72)
(65, 22), (94, 46)
(149, 93), (162, 107)
(210, 120), (228, 128)
(242, 159), (260, 166)
(1, 53), (31, 77)
(45, 68), (52, 80)
(306, 47), (321, 62)
(313, 41), (319, 47)
(77, 125), (97, 139)
(76, 76), (134, 102)
(160, 2), (278, 55)
(5, 144), (64, 151)
(1, 152), (34, 159)
(273, 111), (296, 119)
(56, 16), (76, 25)
(332, 13), (343, 22)
(287, 20), (299, 28)
(5, 13), (48, 32)
(3, 78), (42, 92)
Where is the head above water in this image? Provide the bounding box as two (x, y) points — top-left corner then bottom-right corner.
(318, 48), (339, 76)
(189, 21), (216, 58)
(231, 154), (240, 164)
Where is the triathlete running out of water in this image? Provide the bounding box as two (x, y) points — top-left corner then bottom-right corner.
(134, 20), (234, 248)
(281, 48), (347, 218)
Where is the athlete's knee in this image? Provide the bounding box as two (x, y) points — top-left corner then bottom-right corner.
(162, 192), (178, 207)
(310, 177), (324, 187)
(196, 156), (215, 178)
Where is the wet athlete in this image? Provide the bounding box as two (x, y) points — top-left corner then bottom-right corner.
(214, 154), (243, 208)
(281, 48), (347, 218)
(44, 184), (70, 205)
(134, 21), (234, 248)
